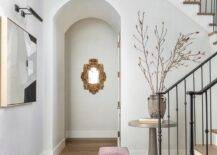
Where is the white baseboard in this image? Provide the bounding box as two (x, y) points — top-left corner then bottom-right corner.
(66, 130), (117, 138)
(53, 138), (65, 155)
(40, 138), (65, 155)
(40, 149), (53, 155)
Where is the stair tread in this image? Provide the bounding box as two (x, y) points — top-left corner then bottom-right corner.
(195, 145), (217, 155)
(211, 129), (217, 134)
(198, 12), (215, 16)
(208, 31), (217, 36)
(209, 23), (217, 26)
(183, 1), (200, 5)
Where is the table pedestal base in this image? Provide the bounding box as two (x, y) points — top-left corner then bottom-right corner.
(149, 128), (157, 155)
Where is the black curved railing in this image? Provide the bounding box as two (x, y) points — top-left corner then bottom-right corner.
(157, 51), (217, 155)
(187, 78), (217, 155)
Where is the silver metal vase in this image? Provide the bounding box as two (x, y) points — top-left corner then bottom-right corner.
(148, 94), (166, 118)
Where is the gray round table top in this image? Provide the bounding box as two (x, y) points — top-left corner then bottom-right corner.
(129, 120), (177, 128)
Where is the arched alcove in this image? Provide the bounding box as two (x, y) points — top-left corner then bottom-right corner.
(65, 17), (119, 140)
(46, 0), (121, 150)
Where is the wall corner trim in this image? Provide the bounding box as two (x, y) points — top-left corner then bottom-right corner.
(40, 149), (53, 155)
(53, 138), (65, 155)
(41, 138), (65, 155)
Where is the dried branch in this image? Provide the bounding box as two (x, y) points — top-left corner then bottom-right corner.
(133, 11), (205, 94)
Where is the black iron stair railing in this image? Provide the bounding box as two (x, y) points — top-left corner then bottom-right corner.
(187, 78), (217, 155)
(157, 51), (217, 155)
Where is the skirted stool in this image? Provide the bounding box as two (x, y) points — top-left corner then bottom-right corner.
(98, 147), (129, 155)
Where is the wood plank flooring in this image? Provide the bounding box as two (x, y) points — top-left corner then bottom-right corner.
(61, 138), (117, 155)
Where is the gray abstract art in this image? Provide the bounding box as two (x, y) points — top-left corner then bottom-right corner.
(0, 17), (37, 107)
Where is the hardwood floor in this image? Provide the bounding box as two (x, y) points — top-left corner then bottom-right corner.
(61, 138), (117, 155)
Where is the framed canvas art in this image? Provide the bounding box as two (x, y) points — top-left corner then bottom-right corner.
(0, 17), (37, 107)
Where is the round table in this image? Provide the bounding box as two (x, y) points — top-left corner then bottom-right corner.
(129, 120), (177, 155)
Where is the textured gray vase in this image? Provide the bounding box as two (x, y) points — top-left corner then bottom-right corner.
(148, 94), (166, 118)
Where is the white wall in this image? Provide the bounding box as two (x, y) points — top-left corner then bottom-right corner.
(0, 0), (44, 155)
(42, 0), (212, 154)
(65, 18), (118, 138)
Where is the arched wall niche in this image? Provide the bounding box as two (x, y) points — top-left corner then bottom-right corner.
(65, 17), (119, 141)
(48, 0), (121, 149)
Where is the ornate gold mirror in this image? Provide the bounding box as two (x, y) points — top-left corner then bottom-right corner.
(81, 59), (106, 94)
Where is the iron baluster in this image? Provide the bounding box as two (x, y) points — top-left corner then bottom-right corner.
(209, 60), (212, 145)
(176, 86), (179, 155)
(184, 80), (188, 155)
(189, 92), (195, 155)
(205, 91), (209, 155)
(201, 67), (204, 145)
(193, 72), (196, 143)
(158, 93), (162, 155)
(167, 92), (171, 155)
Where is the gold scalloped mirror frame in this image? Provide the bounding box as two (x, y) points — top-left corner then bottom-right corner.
(81, 59), (106, 94)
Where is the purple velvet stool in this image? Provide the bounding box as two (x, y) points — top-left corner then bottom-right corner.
(98, 147), (129, 155)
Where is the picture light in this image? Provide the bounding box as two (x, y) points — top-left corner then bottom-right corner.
(15, 4), (43, 22)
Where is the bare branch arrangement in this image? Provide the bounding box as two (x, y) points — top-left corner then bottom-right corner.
(133, 11), (205, 94)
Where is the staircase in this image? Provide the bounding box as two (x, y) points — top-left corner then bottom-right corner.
(194, 130), (217, 155)
(154, 1), (217, 155)
(182, 1), (217, 155)
(168, 0), (217, 51)
(184, 0), (217, 50)
(186, 77), (217, 155)
(156, 48), (217, 155)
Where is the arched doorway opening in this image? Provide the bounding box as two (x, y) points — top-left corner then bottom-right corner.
(64, 17), (120, 154)
(47, 0), (121, 153)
